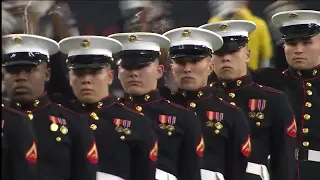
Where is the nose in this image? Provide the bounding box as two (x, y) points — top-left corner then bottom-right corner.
(81, 74), (93, 84)
(14, 70), (29, 82)
(183, 62), (193, 74)
(220, 54), (232, 62)
(128, 70), (139, 77)
(294, 43), (304, 54)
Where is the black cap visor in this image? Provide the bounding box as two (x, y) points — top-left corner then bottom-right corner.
(281, 23), (320, 41)
(116, 50), (160, 70)
(214, 36), (249, 56)
(169, 45), (213, 60)
(67, 55), (113, 69)
(2, 52), (49, 67)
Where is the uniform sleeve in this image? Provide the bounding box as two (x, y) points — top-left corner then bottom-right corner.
(227, 109), (251, 180)
(270, 94), (297, 180)
(177, 111), (202, 180)
(130, 115), (157, 180)
(69, 115), (98, 180)
(6, 114), (37, 180)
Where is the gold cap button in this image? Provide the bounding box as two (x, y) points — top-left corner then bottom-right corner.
(229, 93), (236, 98)
(90, 124), (97, 131)
(189, 102), (196, 108)
(305, 102), (312, 108)
(306, 90), (313, 96)
(56, 137), (62, 142)
(306, 82), (312, 87)
(303, 141), (309, 147)
(303, 114), (310, 120)
(302, 128), (309, 134)
(136, 106), (142, 112)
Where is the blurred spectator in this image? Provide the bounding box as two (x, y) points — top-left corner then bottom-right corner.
(208, 0), (273, 70)
(2, 1), (79, 40)
(264, 1), (305, 70)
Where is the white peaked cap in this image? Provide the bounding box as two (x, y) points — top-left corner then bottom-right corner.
(199, 20), (256, 37)
(108, 32), (170, 52)
(272, 10), (320, 27)
(2, 34), (59, 55)
(163, 27), (223, 51)
(59, 36), (123, 57)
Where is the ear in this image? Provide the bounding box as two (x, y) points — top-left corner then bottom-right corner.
(207, 57), (214, 74)
(170, 63), (175, 76)
(117, 66), (121, 80)
(246, 48), (251, 63)
(45, 67), (51, 82)
(106, 69), (114, 85)
(156, 64), (164, 80)
(68, 71), (73, 87)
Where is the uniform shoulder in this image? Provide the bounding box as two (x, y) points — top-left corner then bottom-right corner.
(163, 99), (193, 113)
(252, 67), (283, 76)
(113, 102), (145, 117)
(214, 95), (243, 111)
(52, 102), (81, 117)
(254, 83), (284, 95)
(2, 105), (27, 117)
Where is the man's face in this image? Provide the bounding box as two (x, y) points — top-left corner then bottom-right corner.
(69, 67), (113, 104)
(284, 35), (320, 70)
(171, 56), (213, 91)
(118, 60), (163, 96)
(2, 63), (50, 103)
(212, 46), (250, 80)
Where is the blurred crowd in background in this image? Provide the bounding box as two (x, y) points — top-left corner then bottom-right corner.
(2, 0), (318, 101)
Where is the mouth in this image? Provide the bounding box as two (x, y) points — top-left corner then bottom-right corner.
(292, 57), (306, 61)
(81, 88), (94, 94)
(127, 81), (142, 85)
(181, 76), (195, 81)
(221, 66), (233, 70)
(13, 85), (30, 93)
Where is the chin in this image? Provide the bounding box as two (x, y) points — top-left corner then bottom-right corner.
(179, 84), (199, 91)
(11, 93), (33, 103)
(290, 62), (312, 70)
(125, 87), (147, 96)
(79, 95), (98, 104)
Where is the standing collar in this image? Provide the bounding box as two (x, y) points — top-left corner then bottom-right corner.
(81, 96), (117, 112)
(11, 92), (51, 111)
(125, 89), (163, 104)
(176, 83), (214, 101)
(287, 65), (320, 79)
(216, 74), (254, 91)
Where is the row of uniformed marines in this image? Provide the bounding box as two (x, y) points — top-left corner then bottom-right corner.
(2, 9), (319, 180)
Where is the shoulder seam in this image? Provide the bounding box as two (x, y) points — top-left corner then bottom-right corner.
(53, 103), (80, 116)
(2, 106), (28, 116)
(255, 83), (284, 95)
(165, 99), (192, 112)
(115, 102), (144, 116)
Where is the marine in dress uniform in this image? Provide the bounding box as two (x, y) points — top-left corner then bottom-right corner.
(2, 34), (98, 180)
(58, 35), (158, 180)
(2, 104), (37, 180)
(200, 20), (297, 180)
(251, 10), (320, 180)
(109, 32), (203, 180)
(162, 27), (251, 180)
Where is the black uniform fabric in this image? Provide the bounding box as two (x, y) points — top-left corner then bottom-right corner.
(119, 90), (202, 180)
(2, 105), (38, 180)
(9, 93), (98, 180)
(64, 95), (158, 180)
(252, 66), (320, 180)
(160, 85), (251, 180)
(215, 74), (297, 180)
